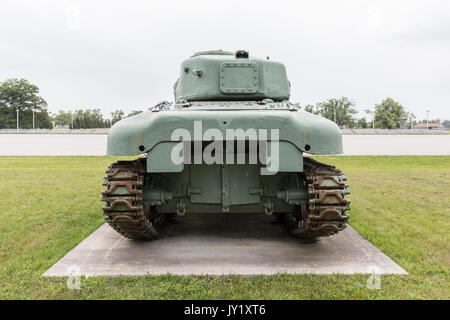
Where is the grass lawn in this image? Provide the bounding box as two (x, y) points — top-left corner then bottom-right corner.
(0, 156), (448, 299)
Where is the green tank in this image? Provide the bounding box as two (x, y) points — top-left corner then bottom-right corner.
(102, 50), (350, 240)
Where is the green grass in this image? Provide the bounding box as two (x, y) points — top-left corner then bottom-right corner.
(0, 156), (448, 299)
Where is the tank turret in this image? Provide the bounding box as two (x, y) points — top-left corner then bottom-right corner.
(173, 50), (290, 102)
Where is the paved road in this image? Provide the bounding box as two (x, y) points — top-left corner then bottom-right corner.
(342, 135), (450, 155)
(0, 134), (449, 156)
(0, 134), (107, 156)
(43, 213), (406, 276)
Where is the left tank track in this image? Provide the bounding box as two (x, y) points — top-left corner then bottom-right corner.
(283, 157), (351, 238)
(101, 159), (168, 240)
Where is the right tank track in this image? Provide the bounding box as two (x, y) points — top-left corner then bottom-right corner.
(101, 159), (168, 240)
(284, 157), (351, 238)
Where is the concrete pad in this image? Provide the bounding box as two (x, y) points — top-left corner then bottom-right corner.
(43, 213), (407, 276)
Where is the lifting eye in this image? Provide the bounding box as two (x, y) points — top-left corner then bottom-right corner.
(304, 144), (311, 151)
(193, 69), (203, 77)
(139, 145), (145, 152)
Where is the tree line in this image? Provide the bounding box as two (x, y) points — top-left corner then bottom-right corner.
(0, 78), (143, 129)
(299, 97), (416, 129)
(52, 109), (143, 129)
(0, 78), (448, 129)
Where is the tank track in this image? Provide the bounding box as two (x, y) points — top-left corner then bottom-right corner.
(101, 159), (168, 240)
(284, 157), (351, 238)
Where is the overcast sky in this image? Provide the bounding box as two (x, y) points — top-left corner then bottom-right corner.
(1, 0), (449, 120)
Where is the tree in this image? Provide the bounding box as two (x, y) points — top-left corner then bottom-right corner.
(52, 109), (109, 129)
(303, 104), (320, 115)
(52, 110), (72, 127)
(111, 109), (125, 125)
(316, 97), (358, 128)
(0, 78), (52, 129)
(406, 111), (416, 129)
(357, 117), (368, 128)
(364, 109), (375, 128)
(74, 109), (109, 129)
(127, 110), (143, 118)
(442, 120), (450, 128)
(374, 98), (408, 129)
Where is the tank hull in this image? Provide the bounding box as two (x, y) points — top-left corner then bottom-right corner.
(107, 102), (343, 158)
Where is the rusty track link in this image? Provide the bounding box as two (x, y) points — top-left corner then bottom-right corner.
(101, 159), (168, 240)
(285, 157), (351, 238)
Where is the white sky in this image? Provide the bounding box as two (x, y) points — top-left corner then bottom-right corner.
(1, 0), (449, 120)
